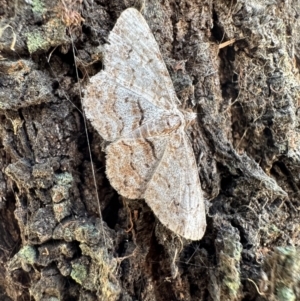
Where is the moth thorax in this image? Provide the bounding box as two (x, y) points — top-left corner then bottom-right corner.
(181, 110), (197, 128)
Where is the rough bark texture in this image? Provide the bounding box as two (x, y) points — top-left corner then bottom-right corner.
(0, 0), (300, 300)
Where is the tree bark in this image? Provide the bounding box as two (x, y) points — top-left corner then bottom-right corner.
(0, 0), (299, 300)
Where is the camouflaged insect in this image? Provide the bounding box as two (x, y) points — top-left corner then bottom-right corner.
(83, 8), (206, 240)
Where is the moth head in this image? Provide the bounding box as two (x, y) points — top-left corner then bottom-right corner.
(181, 109), (197, 128)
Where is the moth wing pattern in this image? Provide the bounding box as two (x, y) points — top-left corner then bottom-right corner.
(105, 8), (178, 111)
(83, 8), (207, 240)
(106, 135), (170, 199)
(83, 8), (179, 142)
(144, 131), (206, 240)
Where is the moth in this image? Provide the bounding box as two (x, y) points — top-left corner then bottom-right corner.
(83, 8), (206, 240)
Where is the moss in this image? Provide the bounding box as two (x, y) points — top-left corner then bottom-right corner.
(31, 0), (46, 14)
(264, 247), (300, 300)
(19, 245), (37, 265)
(80, 243), (120, 300)
(74, 223), (100, 244)
(55, 172), (73, 186)
(26, 31), (48, 53)
(217, 226), (242, 299)
(53, 218), (120, 299)
(220, 252), (241, 297)
(276, 287), (296, 301)
(71, 263), (88, 285)
(26, 18), (67, 54)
